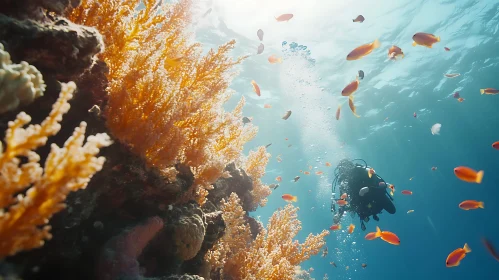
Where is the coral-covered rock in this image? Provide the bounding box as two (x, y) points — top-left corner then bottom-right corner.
(0, 14), (103, 82)
(0, 0), (81, 21)
(244, 215), (263, 240)
(206, 163), (254, 213)
(161, 274), (205, 280)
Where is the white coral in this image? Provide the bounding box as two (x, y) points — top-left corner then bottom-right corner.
(0, 43), (46, 114)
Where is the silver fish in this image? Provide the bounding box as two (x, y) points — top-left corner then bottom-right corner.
(282, 110), (292, 120)
(444, 73), (460, 78)
(257, 43), (264, 54)
(242, 117), (251, 124)
(257, 29), (264, 41)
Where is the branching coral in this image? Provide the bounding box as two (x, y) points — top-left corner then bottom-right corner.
(243, 146), (272, 210)
(70, 0), (258, 205)
(0, 82), (112, 258)
(206, 198), (328, 280)
(205, 192), (252, 274)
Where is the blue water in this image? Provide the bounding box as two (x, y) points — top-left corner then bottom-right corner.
(194, 0), (499, 279)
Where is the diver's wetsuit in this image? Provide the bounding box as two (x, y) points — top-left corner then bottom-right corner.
(334, 162), (395, 228)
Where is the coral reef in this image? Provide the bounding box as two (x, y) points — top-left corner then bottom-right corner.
(69, 0), (258, 205)
(0, 43), (45, 114)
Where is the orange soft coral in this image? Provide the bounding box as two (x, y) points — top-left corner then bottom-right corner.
(243, 146), (272, 210)
(70, 0), (257, 205)
(0, 82), (112, 258)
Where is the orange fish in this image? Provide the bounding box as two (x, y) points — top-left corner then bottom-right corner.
(365, 232), (377, 240)
(341, 77), (360, 96)
(492, 141), (499, 150)
(330, 224), (342, 231)
(275, 176), (282, 182)
(309, 165), (313, 170)
(340, 193), (348, 199)
(367, 168), (375, 178)
(459, 200), (484, 210)
(444, 47), (450, 51)
(480, 88), (499, 95)
(348, 96), (360, 117)
(374, 226), (400, 245)
(315, 171), (323, 175)
(446, 243), (471, 267)
(325, 162), (332, 167)
(251, 80), (261, 96)
(275, 14), (293, 22)
(454, 166), (484, 183)
(481, 238), (499, 262)
(348, 224), (355, 234)
(337, 199), (348, 206)
(352, 15), (365, 23)
(264, 104), (272, 108)
(388, 45), (404, 60)
(457, 97), (464, 102)
(412, 32), (440, 48)
(304, 171), (310, 175)
(335, 105), (341, 120)
(346, 39), (381, 60)
(401, 190), (412, 195)
(268, 54), (283, 64)
(282, 194), (298, 202)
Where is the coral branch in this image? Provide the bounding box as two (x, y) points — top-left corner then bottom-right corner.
(243, 146), (272, 210)
(0, 82), (112, 258)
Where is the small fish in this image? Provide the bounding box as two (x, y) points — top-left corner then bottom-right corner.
(367, 168), (375, 178)
(348, 96), (360, 117)
(263, 104), (272, 109)
(345, 266), (349, 270)
(251, 80), (261, 96)
(444, 73), (460, 78)
(275, 14), (293, 22)
(275, 176), (282, 182)
(309, 165), (312, 170)
(481, 238), (499, 262)
(303, 171), (310, 175)
(454, 166), (484, 184)
(268, 54), (283, 64)
(365, 232), (377, 240)
(388, 45), (404, 60)
(293, 176), (300, 182)
(288, 144), (292, 148)
(257, 29), (264, 41)
(374, 226), (400, 245)
(330, 262), (337, 267)
(446, 243), (471, 267)
(444, 47), (450, 51)
(265, 143), (272, 148)
(330, 224), (342, 231)
(335, 105), (341, 120)
(282, 194), (298, 202)
(412, 32), (440, 48)
(457, 97), (464, 102)
(348, 224), (355, 234)
(409, 177), (414, 180)
(269, 184), (279, 190)
(361, 263), (367, 268)
(407, 210), (414, 214)
(480, 88), (499, 95)
(401, 190), (413, 195)
(358, 70), (364, 79)
(315, 171), (323, 175)
(431, 123), (441, 135)
(341, 77), (360, 96)
(459, 200), (484, 210)
(353, 15), (365, 22)
(347, 39), (381, 60)
(384, 117), (389, 121)
(282, 110), (292, 120)
(337, 199), (348, 206)
(340, 193), (348, 199)
(257, 43), (264, 54)
(165, 56), (184, 68)
(431, 166), (438, 171)
(413, 112), (417, 118)
(276, 155), (282, 162)
(242, 117), (251, 124)
(325, 162), (332, 167)
(453, 92), (460, 99)
(202, 8), (212, 18)
(492, 141), (499, 150)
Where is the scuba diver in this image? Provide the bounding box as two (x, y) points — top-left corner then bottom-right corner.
(331, 159), (396, 231)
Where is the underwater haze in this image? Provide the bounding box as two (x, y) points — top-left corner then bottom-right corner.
(193, 0), (499, 279)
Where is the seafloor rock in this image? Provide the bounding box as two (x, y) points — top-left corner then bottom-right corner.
(0, 14), (103, 82)
(161, 275), (205, 280)
(0, 0), (81, 21)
